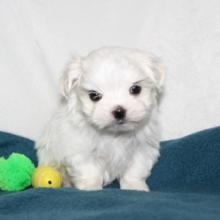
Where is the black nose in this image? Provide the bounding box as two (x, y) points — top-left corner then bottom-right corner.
(112, 106), (126, 120)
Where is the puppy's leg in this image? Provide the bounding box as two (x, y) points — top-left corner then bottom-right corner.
(64, 155), (103, 191)
(120, 148), (159, 192)
(58, 166), (72, 187)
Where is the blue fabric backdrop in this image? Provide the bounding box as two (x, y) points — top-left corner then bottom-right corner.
(0, 127), (220, 219)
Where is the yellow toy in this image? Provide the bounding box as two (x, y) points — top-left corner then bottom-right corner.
(32, 166), (62, 188)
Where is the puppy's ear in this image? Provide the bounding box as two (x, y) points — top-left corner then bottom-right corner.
(60, 57), (83, 99)
(132, 50), (165, 93)
(149, 56), (165, 93)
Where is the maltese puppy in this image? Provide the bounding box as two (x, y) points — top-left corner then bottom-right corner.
(35, 47), (165, 191)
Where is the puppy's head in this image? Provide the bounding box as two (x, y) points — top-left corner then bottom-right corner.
(61, 47), (165, 132)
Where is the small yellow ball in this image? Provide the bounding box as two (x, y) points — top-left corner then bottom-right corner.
(32, 166), (62, 188)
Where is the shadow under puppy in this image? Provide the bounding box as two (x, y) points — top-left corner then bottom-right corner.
(35, 47), (165, 191)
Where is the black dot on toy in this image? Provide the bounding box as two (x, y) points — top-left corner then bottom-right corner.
(48, 180), (52, 185)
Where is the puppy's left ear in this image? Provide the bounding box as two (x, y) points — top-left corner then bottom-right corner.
(130, 50), (165, 93)
(60, 56), (83, 99)
(149, 56), (165, 94)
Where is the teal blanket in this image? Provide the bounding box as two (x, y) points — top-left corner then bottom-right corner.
(0, 127), (220, 220)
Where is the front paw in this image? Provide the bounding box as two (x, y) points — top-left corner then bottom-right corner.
(120, 178), (149, 192)
(75, 180), (103, 191)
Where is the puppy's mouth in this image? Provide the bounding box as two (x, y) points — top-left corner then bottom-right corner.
(116, 119), (125, 125)
(114, 119), (136, 129)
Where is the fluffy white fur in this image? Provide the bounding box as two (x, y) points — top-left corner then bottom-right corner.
(35, 47), (165, 191)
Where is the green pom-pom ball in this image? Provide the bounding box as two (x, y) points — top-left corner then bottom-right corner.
(0, 153), (35, 191)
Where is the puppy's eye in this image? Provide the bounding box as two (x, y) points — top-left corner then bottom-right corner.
(89, 90), (102, 102)
(129, 85), (142, 95)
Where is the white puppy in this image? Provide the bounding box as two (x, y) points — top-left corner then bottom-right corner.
(35, 47), (165, 191)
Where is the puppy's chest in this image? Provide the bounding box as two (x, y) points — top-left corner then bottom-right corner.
(94, 135), (138, 176)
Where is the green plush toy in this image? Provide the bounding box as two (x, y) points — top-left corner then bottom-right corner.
(0, 153), (35, 191)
